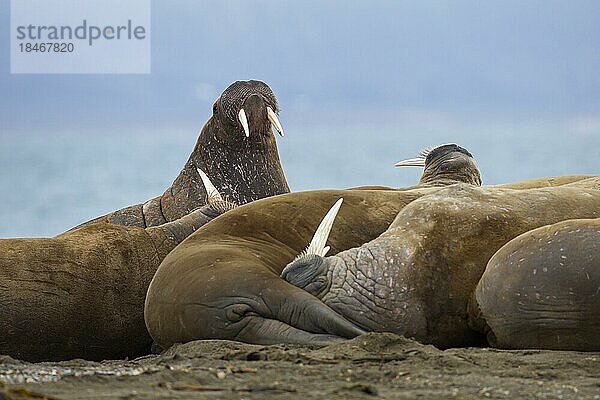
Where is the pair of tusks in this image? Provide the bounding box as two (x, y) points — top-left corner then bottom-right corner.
(238, 106), (284, 138)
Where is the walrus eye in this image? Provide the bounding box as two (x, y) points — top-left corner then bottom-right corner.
(438, 161), (451, 172)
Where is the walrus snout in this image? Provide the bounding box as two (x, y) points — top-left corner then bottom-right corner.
(239, 94), (271, 138)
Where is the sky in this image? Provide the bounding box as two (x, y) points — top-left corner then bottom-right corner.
(0, 1), (599, 236)
(1, 0), (599, 133)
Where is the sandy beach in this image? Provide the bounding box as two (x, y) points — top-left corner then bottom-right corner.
(1, 333), (599, 399)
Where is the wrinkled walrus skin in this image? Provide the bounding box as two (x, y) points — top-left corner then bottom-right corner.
(75, 80), (289, 229)
(283, 177), (600, 348)
(144, 144), (481, 347)
(145, 188), (433, 348)
(144, 174), (596, 349)
(472, 218), (600, 351)
(0, 205), (223, 362)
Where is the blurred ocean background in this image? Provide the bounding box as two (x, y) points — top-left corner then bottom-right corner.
(1, 1), (599, 237)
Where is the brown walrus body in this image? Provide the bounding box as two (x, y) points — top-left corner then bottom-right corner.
(0, 205), (220, 362)
(284, 180), (600, 348)
(0, 81), (291, 362)
(472, 217), (600, 351)
(145, 173), (598, 349)
(144, 188), (434, 347)
(144, 144), (482, 347)
(76, 80), (289, 229)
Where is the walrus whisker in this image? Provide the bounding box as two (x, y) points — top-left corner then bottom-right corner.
(418, 146), (436, 158)
(294, 198), (343, 262)
(238, 108), (250, 137)
(207, 200), (238, 215)
(267, 106), (284, 137)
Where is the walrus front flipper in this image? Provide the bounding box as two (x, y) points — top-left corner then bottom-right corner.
(236, 318), (345, 346)
(258, 279), (366, 339)
(228, 279), (365, 346)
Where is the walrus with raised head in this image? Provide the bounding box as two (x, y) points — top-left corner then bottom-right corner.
(471, 217), (600, 351)
(0, 81), (292, 362)
(77, 79), (289, 228)
(145, 142), (598, 349)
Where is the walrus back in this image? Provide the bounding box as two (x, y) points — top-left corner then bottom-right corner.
(0, 224), (156, 361)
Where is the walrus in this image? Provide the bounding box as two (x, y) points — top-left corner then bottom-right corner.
(144, 144), (484, 347)
(470, 217), (600, 351)
(0, 171), (237, 362)
(76, 79), (289, 228)
(282, 177), (600, 348)
(145, 154), (598, 350)
(145, 145), (592, 348)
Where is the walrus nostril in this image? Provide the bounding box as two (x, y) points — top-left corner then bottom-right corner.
(243, 93), (263, 108)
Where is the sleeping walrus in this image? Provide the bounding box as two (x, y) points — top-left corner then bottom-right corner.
(283, 177), (600, 348)
(145, 139), (598, 349)
(145, 144), (596, 349)
(471, 216), (600, 351)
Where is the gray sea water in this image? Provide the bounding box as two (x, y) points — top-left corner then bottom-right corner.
(1, 118), (598, 238)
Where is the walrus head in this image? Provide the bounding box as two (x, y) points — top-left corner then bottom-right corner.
(187, 80), (290, 206)
(77, 80), (291, 229)
(211, 80), (284, 142)
(395, 144), (482, 186)
(154, 80), (291, 216)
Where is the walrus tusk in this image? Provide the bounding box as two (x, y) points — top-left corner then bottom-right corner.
(267, 106), (284, 137)
(197, 168), (224, 204)
(238, 108), (250, 137)
(394, 157), (426, 167)
(296, 198), (343, 260)
(394, 145), (437, 167)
